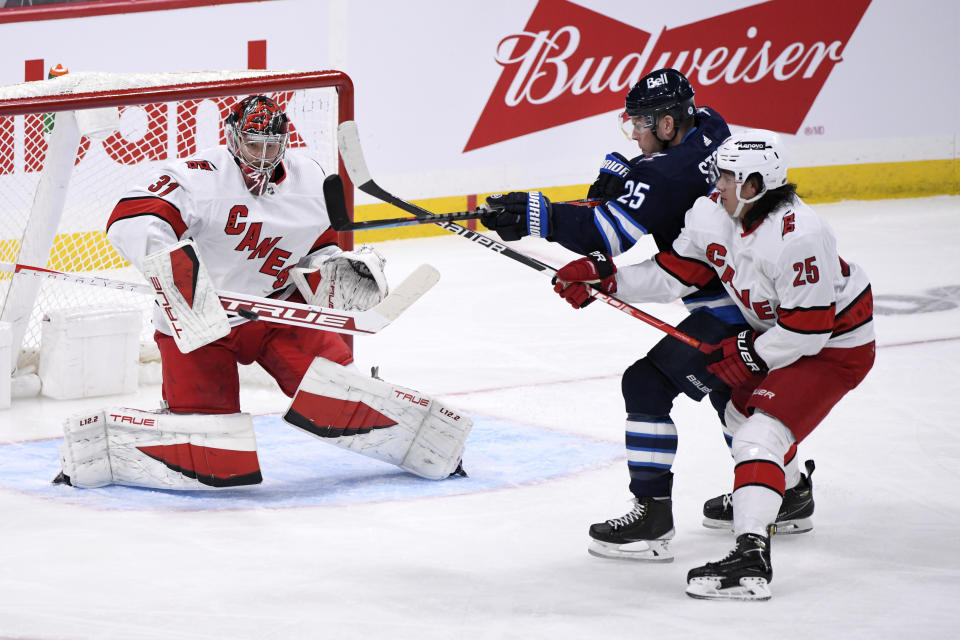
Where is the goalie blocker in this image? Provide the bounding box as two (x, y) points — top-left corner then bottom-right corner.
(283, 357), (472, 480)
(142, 239), (230, 353)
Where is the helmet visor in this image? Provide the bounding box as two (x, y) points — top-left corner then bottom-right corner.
(618, 110), (656, 139)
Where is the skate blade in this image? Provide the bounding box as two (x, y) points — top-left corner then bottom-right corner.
(587, 537), (674, 562)
(702, 517), (813, 535)
(701, 517), (733, 531)
(685, 577), (771, 601)
(772, 517), (813, 534)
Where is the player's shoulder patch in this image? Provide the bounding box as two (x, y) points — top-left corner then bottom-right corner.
(781, 210), (797, 237)
(183, 159), (218, 171)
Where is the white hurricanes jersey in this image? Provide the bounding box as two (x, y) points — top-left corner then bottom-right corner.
(616, 192), (875, 370)
(106, 147), (340, 334)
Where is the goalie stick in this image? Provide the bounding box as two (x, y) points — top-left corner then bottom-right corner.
(0, 261), (439, 337)
(331, 123), (707, 353)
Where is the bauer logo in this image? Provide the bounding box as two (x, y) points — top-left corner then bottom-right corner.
(738, 142), (769, 150)
(465, 0), (872, 151)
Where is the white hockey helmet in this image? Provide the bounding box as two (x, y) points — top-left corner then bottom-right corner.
(716, 129), (788, 206)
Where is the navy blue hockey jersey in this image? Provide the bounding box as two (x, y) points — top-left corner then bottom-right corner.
(549, 107), (741, 322)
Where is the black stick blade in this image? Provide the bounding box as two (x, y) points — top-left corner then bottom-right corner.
(323, 173), (352, 231)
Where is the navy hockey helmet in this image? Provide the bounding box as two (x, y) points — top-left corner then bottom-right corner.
(623, 68), (696, 132)
(225, 95), (289, 194)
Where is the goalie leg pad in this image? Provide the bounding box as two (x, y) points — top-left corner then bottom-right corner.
(283, 358), (472, 479)
(143, 239), (231, 353)
(58, 408), (261, 490)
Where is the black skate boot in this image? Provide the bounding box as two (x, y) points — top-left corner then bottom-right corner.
(686, 527), (773, 601)
(702, 460), (815, 534)
(588, 497), (674, 562)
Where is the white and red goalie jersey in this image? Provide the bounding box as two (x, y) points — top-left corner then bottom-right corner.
(106, 147), (340, 335)
(616, 192), (875, 370)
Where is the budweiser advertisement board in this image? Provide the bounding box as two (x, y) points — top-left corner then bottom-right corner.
(0, 0), (954, 197)
(467, 0), (870, 150)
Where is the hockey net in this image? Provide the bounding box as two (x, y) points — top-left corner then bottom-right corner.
(0, 70), (353, 388)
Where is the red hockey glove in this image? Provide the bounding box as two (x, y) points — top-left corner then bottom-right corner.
(705, 330), (769, 388)
(552, 251), (617, 309)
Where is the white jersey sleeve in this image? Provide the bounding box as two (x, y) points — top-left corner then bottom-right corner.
(613, 196), (721, 303)
(106, 165), (195, 272)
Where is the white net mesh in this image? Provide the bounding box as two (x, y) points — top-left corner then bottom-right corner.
(0, 70), (348, 375)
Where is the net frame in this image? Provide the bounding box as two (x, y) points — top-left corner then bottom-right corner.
(0, 69), (354, 376)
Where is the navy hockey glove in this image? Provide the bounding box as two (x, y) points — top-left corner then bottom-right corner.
(481, 191), (551, 241)
(587, 152), (631, 199)
(552, 251), (617, 309)
(705, 330), (769, 388)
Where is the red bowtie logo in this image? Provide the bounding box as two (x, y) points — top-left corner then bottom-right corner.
(465, 0), (871, 152)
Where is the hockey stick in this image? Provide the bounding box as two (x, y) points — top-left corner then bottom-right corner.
(1, 261), (439, 337)
(331, 125), (707, 352)
(324, 183), (599, 232)
(326, 199), (485, 231)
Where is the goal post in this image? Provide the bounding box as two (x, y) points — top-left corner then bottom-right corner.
(0, 69), (354, 379)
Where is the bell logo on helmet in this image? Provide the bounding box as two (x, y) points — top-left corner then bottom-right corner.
(646, 72), (668, 89)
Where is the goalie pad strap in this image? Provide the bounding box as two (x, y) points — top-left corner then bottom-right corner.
(284, 358), (472, 479)
(59, 408), (261, 490)
(142, 239), (231, 353)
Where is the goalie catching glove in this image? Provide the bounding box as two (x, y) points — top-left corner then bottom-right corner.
(291, 244), (388, 311)
(553, 251), (617, 309)
(283, 357), (472, 479)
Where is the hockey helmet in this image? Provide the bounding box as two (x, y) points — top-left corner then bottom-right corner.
(716, 129), (788, 204)
(225, 95), (288, 194)
(621, 68), (696, 135)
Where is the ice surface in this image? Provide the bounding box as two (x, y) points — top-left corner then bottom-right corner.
(0, 196), (958, 639)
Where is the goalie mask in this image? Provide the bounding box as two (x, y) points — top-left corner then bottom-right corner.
(225, 95), (289, 196)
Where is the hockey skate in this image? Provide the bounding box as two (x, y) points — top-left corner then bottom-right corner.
(702, 460), (815, 534)
(686, 528), (773, 601)
(588, 497), (675, 562)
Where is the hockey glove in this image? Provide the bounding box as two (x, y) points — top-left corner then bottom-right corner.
(552, 251), (617, 309)
(587, 152), (631, 199)
(705, 330), (769, 388)
(480, 191), (552, 241)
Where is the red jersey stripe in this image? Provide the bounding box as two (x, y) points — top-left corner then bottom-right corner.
(655, 250), (715, 288)
(777, 304), (836, 334)
(834, 285), (873, 336)
(309, 226), (340, 254)
(108, 196), (188, 238)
